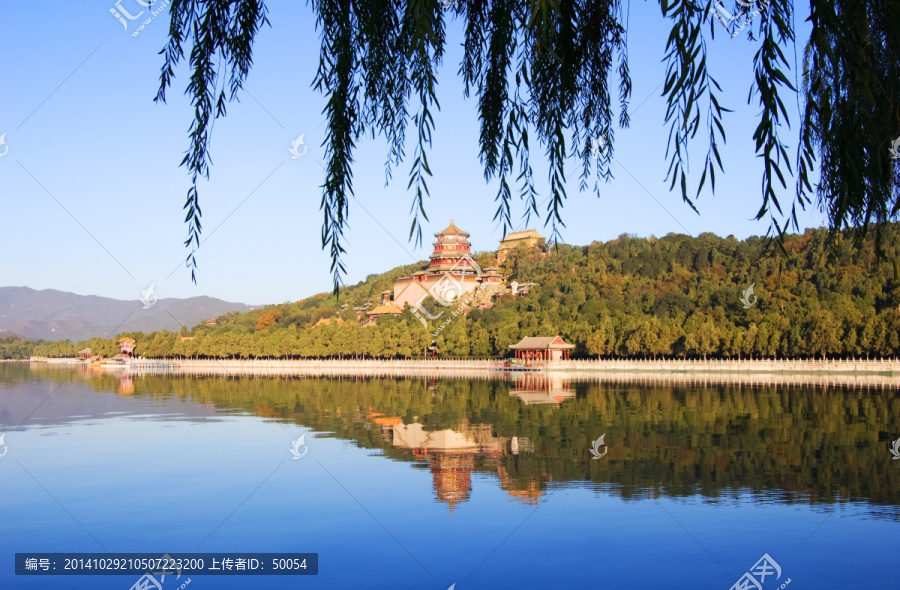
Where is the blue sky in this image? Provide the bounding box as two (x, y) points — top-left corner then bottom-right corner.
(0, 0), (824, 306)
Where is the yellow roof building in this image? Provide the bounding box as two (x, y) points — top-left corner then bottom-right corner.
(499, 229), (543, 251)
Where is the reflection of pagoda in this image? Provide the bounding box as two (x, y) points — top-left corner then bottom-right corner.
(508, 373), (575, 405)
(371, 417), (544, 511)
(390, 423), (478, 513)
(117, 375), (134, 395)
(429, 452), (475, 513)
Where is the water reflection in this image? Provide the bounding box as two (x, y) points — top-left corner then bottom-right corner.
(508, 373), (575, 405)
(4, 364), (900, 516)
(117, 374), (134, 395)
(372, 415), (541, 511)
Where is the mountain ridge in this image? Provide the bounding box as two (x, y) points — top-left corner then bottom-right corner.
(0, 286), (255, 341)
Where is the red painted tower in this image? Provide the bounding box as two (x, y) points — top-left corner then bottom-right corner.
(428, 219), (478, 274)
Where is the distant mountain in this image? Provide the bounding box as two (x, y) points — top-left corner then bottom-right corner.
(0, 287), (255, 341)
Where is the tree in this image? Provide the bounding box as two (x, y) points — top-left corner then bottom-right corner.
(803, 308), (841, 358)
(155, 1), (900, 290)
(468, 326), (491, 358)
(278, 330), (298, 359)
(256, 309), (283, 331)
(683, 312), (721, 359)
(0, 335), (37, 360)
(741, 323), (759, 359)
(145, 331), (175, 358)
(626, 318), (667, 358)
(586, 317), (614, 357)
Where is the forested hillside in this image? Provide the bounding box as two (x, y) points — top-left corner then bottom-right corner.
(8, 224), (900, 359)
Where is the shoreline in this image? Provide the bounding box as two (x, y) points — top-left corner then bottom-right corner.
(21, 357), (900, 387)
(24, 356), (900, 373)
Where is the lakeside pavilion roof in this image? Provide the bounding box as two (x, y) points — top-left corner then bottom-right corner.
(509, 336), (576, 350)
(435, 219), (470, 237)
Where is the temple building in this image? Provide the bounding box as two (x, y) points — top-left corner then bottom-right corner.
(497, 467), (546, 506)
(363, 292), (404, 325)
(314, 316), (345, 327)
(363, 220), (543, 323)
(389, 220), (506, 310)
(117, 337), (136, 357)
(497, 229), (544, 264)
(509, 336), (575, 362)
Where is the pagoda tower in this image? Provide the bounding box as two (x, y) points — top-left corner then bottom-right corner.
(117, 337), (136, 357)
(387, 219), (508, 312)
(428, 219), (478, 274)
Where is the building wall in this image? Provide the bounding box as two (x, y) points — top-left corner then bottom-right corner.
(393, 276), (482, 309)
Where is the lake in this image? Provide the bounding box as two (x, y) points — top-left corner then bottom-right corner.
(1, 364), (898, 589)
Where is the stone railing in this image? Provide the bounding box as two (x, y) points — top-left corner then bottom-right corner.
(130, 358), (900, 387)
(553, 358), (900, 373)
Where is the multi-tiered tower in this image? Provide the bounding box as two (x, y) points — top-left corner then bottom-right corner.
(391, 220), (495, 309)
(427, 219), (478, 274)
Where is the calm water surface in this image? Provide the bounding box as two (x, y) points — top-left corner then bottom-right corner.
(1, 365), (898, 589)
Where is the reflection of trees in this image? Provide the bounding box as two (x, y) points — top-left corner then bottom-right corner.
(6, 366), (900, 510)
(0, 363), (34, 385)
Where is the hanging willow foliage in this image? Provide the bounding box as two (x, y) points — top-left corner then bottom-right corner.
(155, 0), (900, 291)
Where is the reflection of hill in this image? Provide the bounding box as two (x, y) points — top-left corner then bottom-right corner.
(0, 366), (222, 427)
(6, 366), (900, 513)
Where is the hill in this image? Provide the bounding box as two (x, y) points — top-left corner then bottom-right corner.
(10, 224), (900, 359)
(0, 287), (254, 341)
